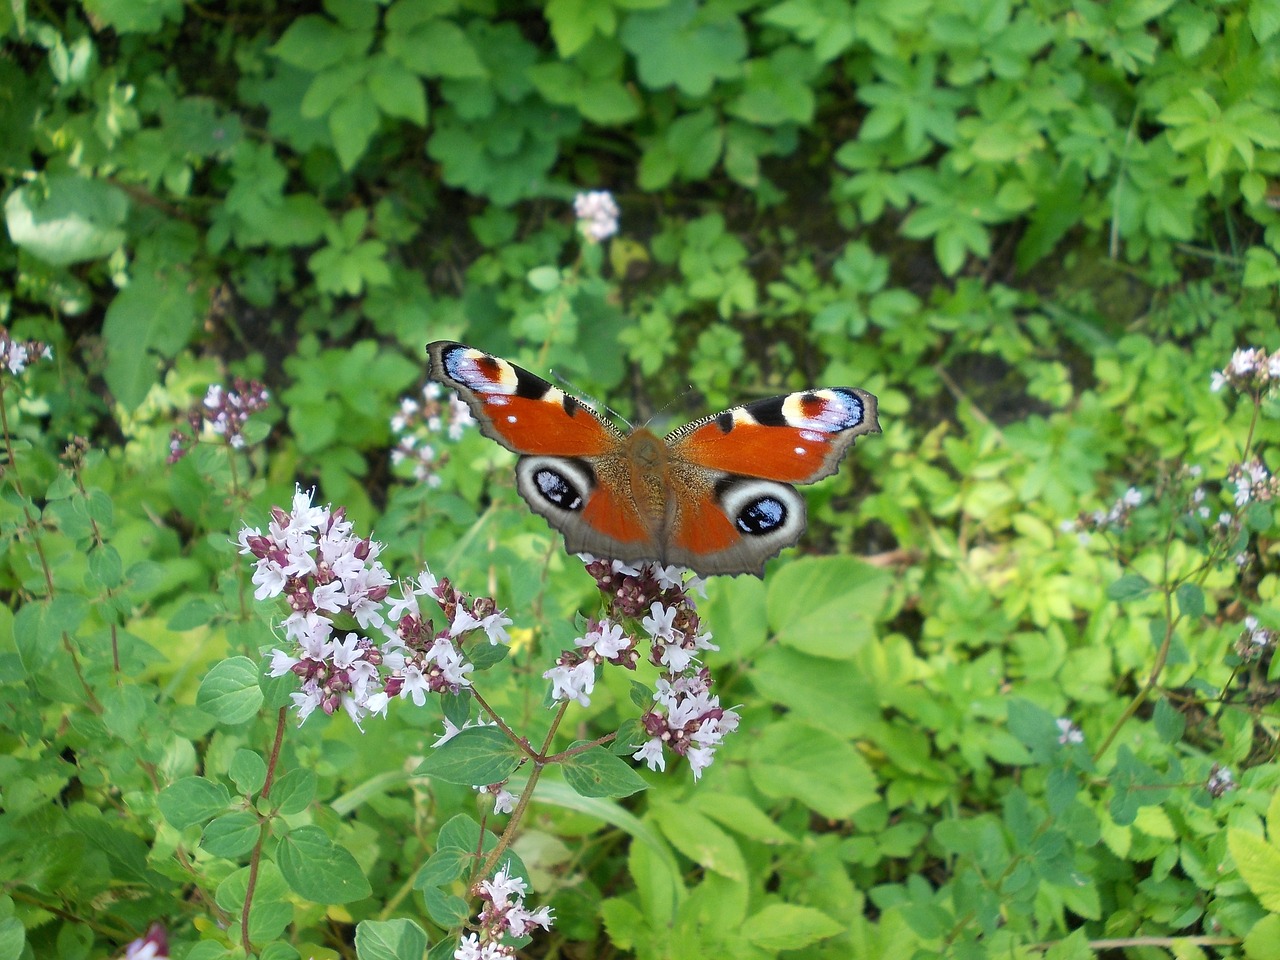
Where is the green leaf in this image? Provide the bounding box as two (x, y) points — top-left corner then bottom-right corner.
(1243, 914), (1280, 960)
(415, 727), (522, 785)
(767, 556), (892, 658)
(329, 87), (382, 170)
(1250, 0), (1280, 42)
(741, 903), (844, 952)
(354, 919), (430, 960)
(273, 768), (317, 816)
(422, 886), (471, 928)
(1175, 582), (1204, 619)
(385, 19), (486, 78)
(651, 803), (746, 881)
(620, 0), (747, 95)
(102, 265), (198, 410)
(545, 0), (618, 55)
(230, 749), (267, 796)
(14, 596), (87, 675)
(4, 175), (128, 266)
(158, 776), (233, 829)
(562, 745), (649, 798)
(748, 720), (878, 819)
(270, 15), (371, 70)
(1106, 574), (1151, 602)
(1229, 828), (1280, 911)
(166, 598), (218, 631)
(1152, 698), (1186, 744)
(277, 825), (372, 904)
(196, 657), (264, 726)
(368, 56), (428, 125)
(201, 812), (262, 859)
(0, 917), (26, 960)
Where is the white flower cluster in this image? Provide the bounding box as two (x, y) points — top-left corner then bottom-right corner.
(1055, 717), (1084, 745)
(1060, 486), (1143, 541)
(543, 557), (738, 780)
(240, 486), (512, 728)
(1210, 346), (1280, 394)
(1228, 459), (1279, 507)
(573, 190), (620, 243)
(0, 327), (52, 376)
(455, 863), (554, 959)
(169, 377), (269, 463)
(390, 381), (475, 487)
(1206, 763), (1237, 798)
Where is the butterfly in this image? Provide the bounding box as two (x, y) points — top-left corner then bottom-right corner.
(427, 341), (880, 577)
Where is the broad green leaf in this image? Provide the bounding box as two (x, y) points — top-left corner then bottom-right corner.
(561, 744), (648, 798)
(1176, 582), (1205, 618)
(272, 768), (317, 816)
(277, 825), (372, 904)
(1106, 574), (1150, 602)
(102, 265), (198, 410)
(158, 776), (233, 830)
(355, 919), (430, 960)
(416, 727), (522, 785)
(748, 720), (878, 819)
(651, 803), (746, 881)
(620, 0), (747, 95)
(229, 749), (267, 796)
(767, 556), (891, 658)
(1230, 828), (1280, 911)
(270, 15), (371, 69)
(196, 657), (264, 726)
(201, 812), (261, 859)
(741, 903), (843, 951)
(4, 175), (127, 266)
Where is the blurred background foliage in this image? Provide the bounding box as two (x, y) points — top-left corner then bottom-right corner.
(3, 0), (1280, 957)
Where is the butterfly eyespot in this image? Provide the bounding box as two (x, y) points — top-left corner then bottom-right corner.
(533, 467), (584, 511)
(736, 496), (787, 535)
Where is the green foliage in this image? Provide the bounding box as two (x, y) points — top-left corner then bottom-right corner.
(2, 0), (1280, 958)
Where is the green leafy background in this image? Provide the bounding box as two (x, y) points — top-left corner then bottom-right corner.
(2, 0), (1280, 957)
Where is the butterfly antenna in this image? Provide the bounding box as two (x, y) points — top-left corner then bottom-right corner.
(549, 368), (632, 429)
(642, 384), (698, 429)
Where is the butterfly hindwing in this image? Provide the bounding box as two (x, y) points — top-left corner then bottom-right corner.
(668, 387), (879, 483)
(427, 341), (622, 457)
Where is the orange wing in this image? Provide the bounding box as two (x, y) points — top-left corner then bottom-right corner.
(668, 388), (879, 483)
(427, 341), (622, 456)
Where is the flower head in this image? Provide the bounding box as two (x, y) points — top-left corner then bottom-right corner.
(573, 190), (620, 243)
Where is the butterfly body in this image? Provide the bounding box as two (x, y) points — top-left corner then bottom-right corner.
(428, 341), (879, 576)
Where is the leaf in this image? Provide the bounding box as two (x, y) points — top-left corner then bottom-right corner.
(277, 825), (372, 904)
(14, 595), (87, 675)
(416, 727), (522, 785)
(561, 745), (649, 798)
(1106, 574), (1151, 602)
(102, 265), (198, 410)
(619, 0), (747, 96)
(741, 903), (843, 951)
(767, 556), (892, 659)
(329, 87), (382, 171)
(748, 720), (878, 819)
(196, 657), (264, 726)
(157, 776), (233, 830)
(0, 917), (26, 960)
(1175, 582), (1204, 619)
(651, 803), (746, 881)
(1152, 698), (1186, 744)
(367, 56), (428, 125)
(4, 175), (128, 266)
(201, 812), (261, 858)
(270, 15), (370, 70)
(1229, 828), (1280, 911)
(355, 919), (430, 960)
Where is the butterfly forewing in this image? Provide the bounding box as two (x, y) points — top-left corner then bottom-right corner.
(668, 387), (880, 483)
(427, 341), (622, 457)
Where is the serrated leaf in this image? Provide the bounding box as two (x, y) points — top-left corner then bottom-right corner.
(1229, 828), (1280, 911)
(741, 903), (843, 951)
(278, 825), (372, 903)
(196, 656), (264, 725)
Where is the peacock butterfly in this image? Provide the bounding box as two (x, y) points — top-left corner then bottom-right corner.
(427, 341), (880, 577)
